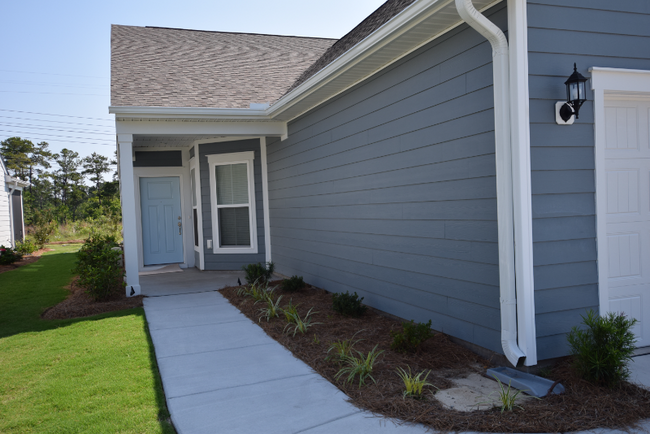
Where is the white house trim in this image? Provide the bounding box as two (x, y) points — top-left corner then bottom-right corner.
(507, 0), (537, 366)
(117, 134), (141, 296)
(207, 151), (259, 255)
(260, 137), (272, 263)
(590, 67), (650, 318)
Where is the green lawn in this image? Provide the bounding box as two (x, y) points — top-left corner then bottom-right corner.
(0, 245), (175, 433)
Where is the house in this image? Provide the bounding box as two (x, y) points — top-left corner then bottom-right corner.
(109, 0), (650, 367)
(0, 155), (28, 248)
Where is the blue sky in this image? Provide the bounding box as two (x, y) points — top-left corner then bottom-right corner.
(1, 0), (386, 168)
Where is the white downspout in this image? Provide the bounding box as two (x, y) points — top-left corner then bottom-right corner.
(455, 0), (525, 366)
(7, 182), (16, 248)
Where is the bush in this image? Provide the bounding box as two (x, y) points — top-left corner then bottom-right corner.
(74, 235), (125, 301)
(242, 262), (275, 285)
(390, 320), (433, 353)
(32, 210), (56, 249)
(0, 246), (22, 265)
(567, 310), (637, 387)
(332, 291), (367, 317)
(14, 240), (37, 255)
(281, 275), (305, 292)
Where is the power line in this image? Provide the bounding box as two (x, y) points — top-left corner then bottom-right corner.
(2, 134), (116, 147)
(0, 108), (113, 122)
(0, 80), (109, 89)
(0, 69), (108, 80)
(0, 114), (113, 128)
(0, 129), (114, 143)
(0, 122), (114, 135)
(0, 90), (108, 97)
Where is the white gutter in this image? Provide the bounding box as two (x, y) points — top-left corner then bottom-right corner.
(455, 0), (525, 366)
(108, 106), (272, 119)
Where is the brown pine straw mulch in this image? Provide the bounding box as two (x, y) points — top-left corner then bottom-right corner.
(41, 277), (144, 320)
(219, 282), (650, 433)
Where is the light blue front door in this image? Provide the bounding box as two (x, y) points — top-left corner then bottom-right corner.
(140, 177), (184, 266)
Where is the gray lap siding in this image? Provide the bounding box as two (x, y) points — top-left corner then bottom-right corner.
(267, 5), (507, 354)
(528, 0), (650, 358)
(198, 139), (266, 270)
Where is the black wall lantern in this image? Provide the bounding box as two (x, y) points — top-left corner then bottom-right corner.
(557, 63), (589, 123)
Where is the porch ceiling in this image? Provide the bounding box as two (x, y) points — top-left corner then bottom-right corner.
(132, 134), (229, 148)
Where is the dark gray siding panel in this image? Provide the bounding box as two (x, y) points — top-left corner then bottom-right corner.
(133, 151), (182, 167)
(268, 5), (507, 354)
(528, 0), (650, 359)
(198, 139), (266, 270)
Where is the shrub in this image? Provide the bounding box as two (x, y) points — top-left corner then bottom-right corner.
(74, 235), (125, 302)
(32, 210), (56, 249)
(0, 246), (22, 265)
(281, 275), (305, 292)
(567, 309), (637, 387)
(390, 320), (434, 353)
(14, 240), (37, 255)
(332, 291), (367, 317)
(242, 262), (275, 285)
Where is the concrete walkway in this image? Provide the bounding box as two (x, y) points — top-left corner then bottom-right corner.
(142, 270), (650, 434)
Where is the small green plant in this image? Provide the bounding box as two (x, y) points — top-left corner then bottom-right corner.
(313, 334), (320, 345)
(282, 299), (300, 324)
(332, 291), (367, 317)
(14, 240), (37, 256)
(242, 261), (275, 285)
(395, 366), (433, 399)
(281, 275), (305, 292)
(238, 279), (276, 302)
(0, 246), (22, 265)
(567, 309), (637, 387)
(74, 235), (125, 301)
(283, 308), (321, 337)
(326, 330), (364, 363)
(390, 320), (433, 353)
(335, 345), (384, 388)
(257, 294), (283, 322)
(482, 375), (526, 413)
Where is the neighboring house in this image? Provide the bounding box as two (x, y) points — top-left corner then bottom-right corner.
(0, 156), (28, 248)
(109, 0), (650, 367)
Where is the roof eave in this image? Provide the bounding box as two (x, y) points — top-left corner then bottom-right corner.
(109, 106), (273, 120)
(268, 0), (502, 122)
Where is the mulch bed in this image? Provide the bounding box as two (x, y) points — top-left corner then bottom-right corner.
(219, 282), (650, 433)
(41, 278), (144, 320)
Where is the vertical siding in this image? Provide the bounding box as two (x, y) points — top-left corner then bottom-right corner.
(268, 5), (506, 354)
(528, 0), (650, 358)
(199, 139), (266, 270)
(0, 169), (11, 247)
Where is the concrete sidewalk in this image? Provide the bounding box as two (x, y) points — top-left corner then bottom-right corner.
(144, 290), (431, 434)
(142, 271), (650, 434)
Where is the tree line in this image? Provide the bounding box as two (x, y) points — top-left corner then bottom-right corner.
(1, 136), (120, 225)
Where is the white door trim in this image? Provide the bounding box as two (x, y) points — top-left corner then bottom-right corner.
(134, 165), (193, 272)
(591, 67), (650, 316)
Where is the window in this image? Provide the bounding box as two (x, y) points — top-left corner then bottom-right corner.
(207, 151), (258, 254)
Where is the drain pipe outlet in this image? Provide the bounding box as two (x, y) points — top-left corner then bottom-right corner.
(455, 0), (525, 366)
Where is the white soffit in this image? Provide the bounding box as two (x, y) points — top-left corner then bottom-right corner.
(269, 0), (502, 122)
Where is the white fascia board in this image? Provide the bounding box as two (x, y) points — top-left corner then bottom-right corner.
(590, 67), (650, 94)
(268, 0), (503, 121)
(115, 119), (287, 137)
(109, 106), (271, 119)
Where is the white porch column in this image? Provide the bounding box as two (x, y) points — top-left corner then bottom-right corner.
(260, 137), (272, 263)
(117, 134), (141, 296)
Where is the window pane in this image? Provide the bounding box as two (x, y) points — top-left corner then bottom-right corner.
(216, 163), (248, 205)
(219, 207), (250, 246)
(190, 168), (197, 207)
(193, 208), (199, 247)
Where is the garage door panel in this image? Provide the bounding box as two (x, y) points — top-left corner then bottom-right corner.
(604, 97), (650, 348)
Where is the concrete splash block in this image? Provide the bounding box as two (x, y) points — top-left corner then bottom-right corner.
(487, 367), (565, 397)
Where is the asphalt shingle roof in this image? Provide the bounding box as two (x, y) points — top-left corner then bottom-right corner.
(111, 25), (336, 108)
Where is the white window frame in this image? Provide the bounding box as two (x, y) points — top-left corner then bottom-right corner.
(207, 151), (258, 254)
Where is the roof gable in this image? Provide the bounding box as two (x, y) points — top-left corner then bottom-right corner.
(111, 26), (336, 109)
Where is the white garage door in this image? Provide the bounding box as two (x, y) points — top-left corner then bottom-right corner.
(604, 97), (650, 347)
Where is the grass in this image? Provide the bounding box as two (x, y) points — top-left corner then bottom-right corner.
(0, 244), (174, 433)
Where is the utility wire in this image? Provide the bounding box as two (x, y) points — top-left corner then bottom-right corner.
(0, 115), (113, 128)
(0, 129), (114, 142)
(0, 80), (108, 89)
(0, 108), (113, 122)
(0, 90), (108, 97)
(0, 122), (114, 135)
(4, 134), (116, 147)
(0, 69), (108, 79)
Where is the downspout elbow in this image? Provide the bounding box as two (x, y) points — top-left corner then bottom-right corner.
(455, 0), (525, 367)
